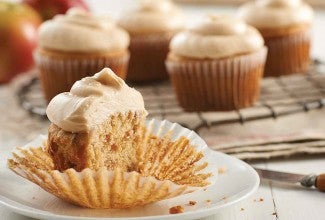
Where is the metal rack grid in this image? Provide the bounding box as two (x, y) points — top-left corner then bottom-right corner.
(18, 61), (325, 132)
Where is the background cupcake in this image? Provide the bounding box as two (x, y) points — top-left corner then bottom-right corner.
(118, 0), (184, 83)
(34, 8), (130, 102)
(166, 15), (267, 111)
(238, 0), (314, 77)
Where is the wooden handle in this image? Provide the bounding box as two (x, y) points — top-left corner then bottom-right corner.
(316, 173), (325, 192)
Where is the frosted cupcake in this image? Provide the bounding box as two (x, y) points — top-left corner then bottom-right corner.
(238, 0), (313, 77)
(118, 0), (184, 82)
(8, 68), (215, 209)
(166, 15), (267, 111)
(34, 8), (130, 101)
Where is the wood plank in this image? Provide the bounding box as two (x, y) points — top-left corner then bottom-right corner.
(201, 186), (277, 220)
(201, 163), (277, 220)
(266, 158), (325, 220)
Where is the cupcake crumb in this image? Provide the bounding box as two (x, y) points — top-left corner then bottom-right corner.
(253, 198), (264, 202)
(169, 205), (184, 214)
(218, 166), (227, 174)
(222, 196), (227, 200)
(272, 212), (277, 216)
(240, 208), (245, 211)
(206, 199), (211, 203)
(188, 201), (197, 206)
(203, 188), (207, 191)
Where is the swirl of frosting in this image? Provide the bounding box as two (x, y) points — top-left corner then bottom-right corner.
(238, 0), (313, 28)
(39, 8), (130, 52)
(118, 0), (184, 34)
(169, 15), (264, 59)
(46, 68), (147, 132)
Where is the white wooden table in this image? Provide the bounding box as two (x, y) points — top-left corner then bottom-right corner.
(1, 1), (324, 219)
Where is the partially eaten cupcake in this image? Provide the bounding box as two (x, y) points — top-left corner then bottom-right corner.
(8, 68), (215, 209)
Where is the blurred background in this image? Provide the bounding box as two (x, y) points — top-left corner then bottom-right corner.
(0, 0), (324, 219)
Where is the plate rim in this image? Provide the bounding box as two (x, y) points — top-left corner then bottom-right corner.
(0, 150), (259, 220)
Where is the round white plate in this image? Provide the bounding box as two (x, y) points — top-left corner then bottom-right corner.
(0, 119), (259, 220)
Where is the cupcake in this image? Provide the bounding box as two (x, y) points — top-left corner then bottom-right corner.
(238, 0), (314, 77)
(166, 15), (267, 111)
(8, 68), (215, 209)
(118, 0), (184, 82)
(46, 68), (147, 172)
(34, 8), (130, 102)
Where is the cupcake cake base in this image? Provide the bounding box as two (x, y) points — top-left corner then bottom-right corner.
(34, 49), (130, 102)
(166, 48), (267, 112)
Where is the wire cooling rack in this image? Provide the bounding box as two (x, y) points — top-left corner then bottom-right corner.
(18, 60), (325, 132)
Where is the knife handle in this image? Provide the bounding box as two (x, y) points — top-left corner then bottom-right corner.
(316, 173), (325, 192)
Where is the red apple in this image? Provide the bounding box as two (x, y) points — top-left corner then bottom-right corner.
(0, 2), (41, 83)
(23, 0), (89, 20)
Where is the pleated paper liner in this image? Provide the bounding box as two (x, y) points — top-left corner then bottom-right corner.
(263, 29), (311, 77)
(8, 119), (217, 209)
(34, 49), (130, 102)
(166, 47), (267, 112)
(127, 33), (174, 83)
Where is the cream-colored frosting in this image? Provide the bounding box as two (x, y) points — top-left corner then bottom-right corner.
(39, 8), (130, 52)
(118, 0), (184, 34)
(46, 68), (147, 133)
(238, 0), (313, 28)
(169, 15), (264, 59)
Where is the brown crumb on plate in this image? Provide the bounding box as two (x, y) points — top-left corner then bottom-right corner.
(206, 199), (211, 203)
(188, 201), (197, 206)
(218, 167), (227, 174)
(222, 196), (227, 200)
(169, 205), (184, 214)
(253, 198), (264, 202)
(272, 212), (277, 216)
(240, 208), (245, 211)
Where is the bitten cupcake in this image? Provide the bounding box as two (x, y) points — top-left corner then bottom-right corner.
(8, 68), (216, 209)
(118, 0), (184, 82)
(238, 0), (313, 77)
(166, 15), (267, 111)
(34, 8), (130, 102)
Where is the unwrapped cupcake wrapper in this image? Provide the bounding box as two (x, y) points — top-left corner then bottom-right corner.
(263, 29), (311, 77)
(127, 33), (174, 82)
(34, 51), (130, 102)
(8, 119), (217, 209)
(166, 48), (267, 112)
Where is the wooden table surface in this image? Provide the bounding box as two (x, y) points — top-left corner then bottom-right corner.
(1, 1), (324, 220)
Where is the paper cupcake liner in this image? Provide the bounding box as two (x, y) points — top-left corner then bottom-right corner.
(127, 33), (174, 83)
(8, 119), (217, 209)
(263, 29), (311, 77)
(34, 50), (130, 102)
(166, 48), (267, 112)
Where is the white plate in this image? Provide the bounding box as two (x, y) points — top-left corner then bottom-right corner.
(0, 120), (259, 220)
